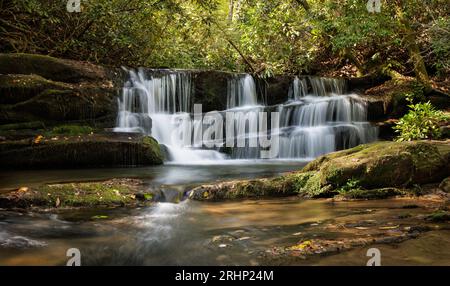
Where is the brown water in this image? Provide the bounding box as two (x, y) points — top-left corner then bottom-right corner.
(0, 163), (449, 266)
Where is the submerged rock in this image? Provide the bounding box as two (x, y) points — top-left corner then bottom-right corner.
(0, 134), (163, 169)
(189, 140), (450, 201)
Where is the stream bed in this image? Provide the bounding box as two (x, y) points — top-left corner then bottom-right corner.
(0, 162), (449, 266)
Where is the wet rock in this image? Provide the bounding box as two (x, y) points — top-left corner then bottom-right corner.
(0, 134), (163, 169)
(425, 211), (450, 222)
(347, 73), (390, 93)
(375, 119), (398, 140)
(302, 140), (450, 190)
(439, 177), (450, 192)
(189, 176), (297, 201)
(0, 54), (122, 127)
(0, 178), (153, 209)
(189, 140), (450, 201)
(340, 188), (404, 200)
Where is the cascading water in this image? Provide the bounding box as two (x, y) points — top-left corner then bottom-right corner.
(115, 69), (225, 163)
(227, 74), (258, 108)
(115, 70), (377, 163)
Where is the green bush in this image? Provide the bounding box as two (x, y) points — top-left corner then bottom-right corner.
(394, 95), (446, 141)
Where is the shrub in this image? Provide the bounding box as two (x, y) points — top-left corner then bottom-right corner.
(394, 95), (446, 141)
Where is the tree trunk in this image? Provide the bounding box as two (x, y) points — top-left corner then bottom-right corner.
(395, 1), (431, 90)
(228, 0), (234, 22)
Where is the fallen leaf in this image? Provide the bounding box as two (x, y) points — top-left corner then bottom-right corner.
(379, 225), (399, 230)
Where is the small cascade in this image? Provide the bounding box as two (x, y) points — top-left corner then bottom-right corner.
(276, 95), (376, 159)
(288, 76), (308, 100)
(227, 74), (258, 108)
(308, 76), (346, 96)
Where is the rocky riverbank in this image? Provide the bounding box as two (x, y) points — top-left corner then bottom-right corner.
(189, 140), (450, 201)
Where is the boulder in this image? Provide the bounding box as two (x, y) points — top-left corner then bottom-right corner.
(0, 54), (122, 127)
(0, 134), (163, 169)
(1, 87), (117, 124)
(189, 140), (450, 201)
(0, 74), (70, 104)
(0, 53), (107, 83)
(0, 179), (154, 209)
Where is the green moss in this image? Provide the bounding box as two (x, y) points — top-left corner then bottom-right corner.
(341, 188), (403, 200)
(0, 179), (164, 209)
(50, 125), (94, 136)
(33, 182), (137, 207)
(0, 121), (45, 131)
(142, 136), (164, 164)
(426, 211), (450, 222)
(190, 140), (449, 202)
(0, 53), (103, 83)
(0, 74), (71, 105)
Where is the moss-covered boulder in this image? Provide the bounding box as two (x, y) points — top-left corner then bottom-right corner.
(0, 134), (163, 169)
(0, 53), (107, 83)
(0, 179), (157, 209)
(0, 54), (122, 127)
(303, 140), (449, 189)
(0, 74), (71, 104)
(0, 86), (117, 124)
(189, 140), (450, 201)
(189, 176), (297, 201)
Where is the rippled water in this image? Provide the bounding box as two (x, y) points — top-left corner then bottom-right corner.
(1, 163), (449, 266)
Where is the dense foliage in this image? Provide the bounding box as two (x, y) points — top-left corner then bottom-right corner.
(1, 0), (449, 79)
(394, 95), (446, 141)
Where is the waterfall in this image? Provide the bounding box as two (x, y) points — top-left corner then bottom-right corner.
(115, 69), (225, 163)
(227, 74), (258, 108)
(276, 94), (377, 159)
(115, 70), (377, 163)
(288, 76), (308, 101)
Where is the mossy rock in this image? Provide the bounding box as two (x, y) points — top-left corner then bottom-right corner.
(0, 121), (45, 131)
(0, 179), (155, 209)
(303, 141), (449, 190)
(361, 78), (421, 120)
(425, 211), (450, 222)
(439, 177), (450, 192)
(0, 86), (117, 124)
(50, 125), (94, 136)
(0, 74), (71, 104)
(0, 53), (107, 83)
(339, 188), (404, 200)
(189, 140), (450, 201)
(0, 134), (163, 169)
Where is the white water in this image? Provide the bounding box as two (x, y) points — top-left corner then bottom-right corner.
(115, 69), (225, 163)
(227, 74), (258, 108)
(115, 70), (377, 162)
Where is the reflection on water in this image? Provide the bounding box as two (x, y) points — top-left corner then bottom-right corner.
(1, 162), (449, 265)
(0, 161), (306, 191)
(1, 197), (449, 266)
